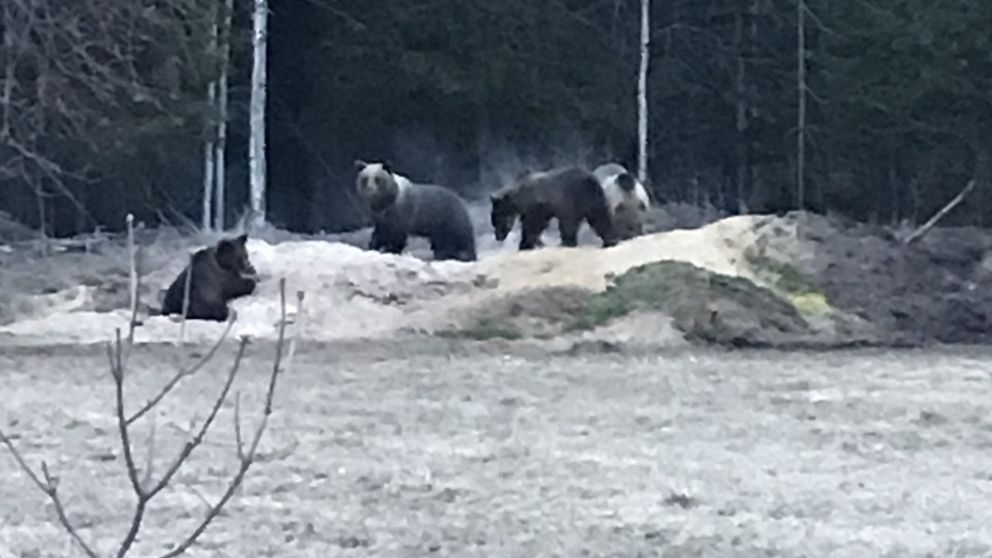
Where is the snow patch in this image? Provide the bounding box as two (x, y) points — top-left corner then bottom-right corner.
(0, 216), (775, 346)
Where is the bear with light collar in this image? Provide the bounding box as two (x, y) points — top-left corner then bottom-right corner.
(354, 160), (477, 262)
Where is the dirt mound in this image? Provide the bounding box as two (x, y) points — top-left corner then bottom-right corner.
(3, 210), (985, 348)
(750, 212), (992, 345)
(453, 261), (879, 349)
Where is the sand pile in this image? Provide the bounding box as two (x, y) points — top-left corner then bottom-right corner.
(0, 214), (847, 347)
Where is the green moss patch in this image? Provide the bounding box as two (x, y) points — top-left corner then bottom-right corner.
(452, 261), (834, 347)
(743, 247), (820, 296)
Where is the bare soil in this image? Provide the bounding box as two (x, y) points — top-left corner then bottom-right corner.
(751, 212), (992, 345)
(3, 338), (992, 557)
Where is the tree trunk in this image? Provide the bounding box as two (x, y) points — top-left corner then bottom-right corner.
(734, 6), (748, 214)
(637, 0), (650, 185)
(202, 94), (215, 231)
(796, 0), (807, 210)
(249, 0), (269, 230)
(214, 0), (233, 232)
(202, 4), (218, 232)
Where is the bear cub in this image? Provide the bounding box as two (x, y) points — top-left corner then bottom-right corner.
(490, 166), (618, 250)
(161, 233), (258, 322)
(354, 160), (477, 262)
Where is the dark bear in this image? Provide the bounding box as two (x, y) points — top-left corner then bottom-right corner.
(354, 160), (477, 262)
(490, 166), (618, 251)
(161, 233), (258, 322)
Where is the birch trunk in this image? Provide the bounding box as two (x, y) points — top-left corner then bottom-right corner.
(249, 0), (269, 229)
(214, 0), (233, 232)
(734, 7), (748, 214)
(202, 5), (219, 232)
(796, 0), (807, 210)
(637, 0), (650, 185)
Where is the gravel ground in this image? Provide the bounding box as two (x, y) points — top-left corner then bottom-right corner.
(3, 337), (992, 557)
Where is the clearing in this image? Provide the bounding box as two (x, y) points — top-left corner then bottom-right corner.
(2, 339), (992, 556)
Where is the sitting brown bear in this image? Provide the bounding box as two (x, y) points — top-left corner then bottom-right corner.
(161, 234), (258, 322)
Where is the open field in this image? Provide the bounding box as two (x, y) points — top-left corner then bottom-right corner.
(3, 338), (992, 557)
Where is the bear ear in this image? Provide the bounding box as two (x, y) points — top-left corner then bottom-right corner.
(616, 173), (636, 192)
(235, 233), (248, 245)
(354, 159), (368, 171)
(381, 160), (393, 174)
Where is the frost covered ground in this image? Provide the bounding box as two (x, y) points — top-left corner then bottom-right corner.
(3, 209), (992, 556)
(3, 339), (992, 557)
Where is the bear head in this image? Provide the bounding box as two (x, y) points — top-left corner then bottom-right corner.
(354, 159), (400, 212)
(489, 190), (518, 242)
(214, 233), (256, 277)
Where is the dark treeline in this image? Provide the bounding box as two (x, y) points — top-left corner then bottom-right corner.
(2, 0), (991, 236)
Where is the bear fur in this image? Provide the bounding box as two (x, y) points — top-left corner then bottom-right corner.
(354, 160), (477, 262)
(593, 163), (651, 240)
(161, 234), (258, 322)
(490, 166), (618, 250)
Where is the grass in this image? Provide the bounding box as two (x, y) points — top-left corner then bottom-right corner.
(572, 260), (770, 330)
(743, 246), (821, 296)
(455, 261), (812, 345)
(3, 339), (992, 556)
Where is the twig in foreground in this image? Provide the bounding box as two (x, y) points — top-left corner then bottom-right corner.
(179, 251), (194, 345)
(126, 312), (237, 426)
(160, 279), (294, 558)
(112, 335), (249, 558)
(0, 428), (100, 558)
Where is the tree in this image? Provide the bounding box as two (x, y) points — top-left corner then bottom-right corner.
(796, 0), (807, 209)
(214, 0), (235, 232)
(202, 4), (220, 232)
(637, 0), (651, 184)
(249, 0), (269, 229)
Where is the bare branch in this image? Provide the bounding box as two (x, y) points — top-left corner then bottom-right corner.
(160, 281), (295, 558)
(179, 252), (194, 345)
(233, 391), (245, 461)
(141, 413), (158, 490)
(126, 312), (236, 426)
(0, 428), (100, 558)
(903, 180), (976, 245)
(146, 336), (248, 499)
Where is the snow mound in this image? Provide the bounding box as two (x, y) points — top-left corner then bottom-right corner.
(0, 216), (776, 346)
(476, 215), (763, 294)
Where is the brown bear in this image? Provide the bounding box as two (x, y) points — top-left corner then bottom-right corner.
(161, 233), (258, 322)
(354, 160), (477, 262)
(490, 166), (618, 251)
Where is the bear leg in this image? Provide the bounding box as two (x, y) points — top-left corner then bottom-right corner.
(519, 212), (550, 251)
(380, 235), (407, 254)
(369, 226), (392, 252)
(369, 228), (382, 251)
(558, 217), (580, 247)
(585, 207), (618, 248)
(371, 223), (408, 254)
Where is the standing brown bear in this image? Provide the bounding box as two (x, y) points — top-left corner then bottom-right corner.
(354, 160), (477, 262)
(490, 166), (618, 251)
(161, 234), (259, 322)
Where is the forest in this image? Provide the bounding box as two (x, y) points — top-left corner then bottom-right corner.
(1, 0), (990, 236)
